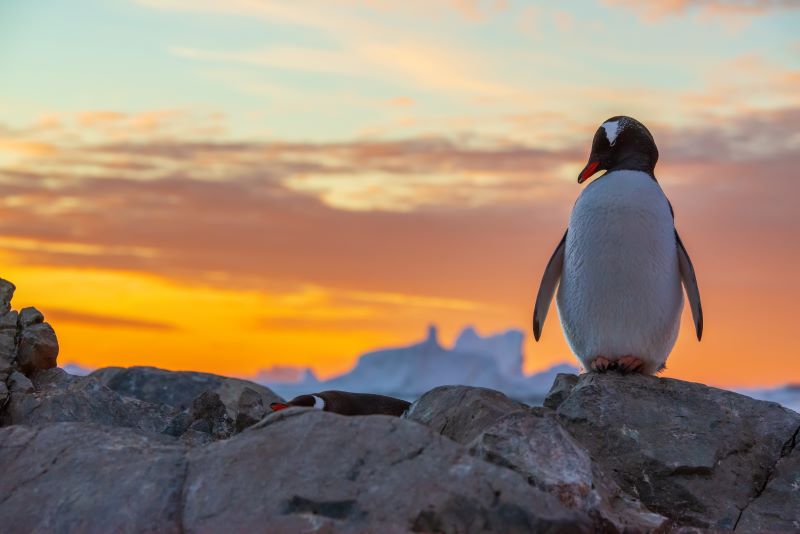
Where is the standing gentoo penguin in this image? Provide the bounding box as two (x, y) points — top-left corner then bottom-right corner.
(533, 116), (702, 374)
(270, 391), (410, 416)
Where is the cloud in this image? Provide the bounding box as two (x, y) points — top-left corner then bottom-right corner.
(0, 139), (58, 157)
(605, 0), (799, 21)
(2, 105), (800, 385)
(45, 308), (178, 331)
(0, 106), (798, 301)
(171, 41), (513, 98)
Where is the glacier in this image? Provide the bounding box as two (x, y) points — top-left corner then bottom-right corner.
(261, 324), (578, 404)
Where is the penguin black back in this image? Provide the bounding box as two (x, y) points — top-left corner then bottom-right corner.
(271, 390), (410, 417)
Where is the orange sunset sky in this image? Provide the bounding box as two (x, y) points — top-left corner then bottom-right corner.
(1, 0), (798, 388)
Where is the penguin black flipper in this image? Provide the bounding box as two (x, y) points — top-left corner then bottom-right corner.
(675, 230), (703, 341)
(533, 230), (567, 341)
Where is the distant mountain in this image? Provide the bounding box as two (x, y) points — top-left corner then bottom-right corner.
(261, 324), (578, 403)
(253, 366), (319, 385)
(739, 385), (800, 413)
(60, 363), (93, 376)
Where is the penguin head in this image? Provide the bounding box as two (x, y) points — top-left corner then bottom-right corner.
(270, 394), (326, 412)
(578, 116), (658, 183)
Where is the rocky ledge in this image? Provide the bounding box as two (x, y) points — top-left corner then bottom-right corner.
(1, 281), (799, 533)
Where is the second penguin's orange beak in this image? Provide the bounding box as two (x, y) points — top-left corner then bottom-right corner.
(578, 160), (601, 183)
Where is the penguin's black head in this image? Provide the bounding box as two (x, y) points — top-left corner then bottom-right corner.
(578, 116), (658, 183)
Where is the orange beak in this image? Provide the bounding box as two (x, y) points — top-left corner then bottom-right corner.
(578, 160), (600, 183)
(270, 402), (290, 412)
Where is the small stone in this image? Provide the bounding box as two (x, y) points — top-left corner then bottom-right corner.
(8, 371), (34, 394)
(235, 387), (266, 432)
(0, 279), (15, 314)
(544, 373), (580, 410)
(18, 307), (44, 328)
(190, 391), (234, 440)
(16, 322), (59, 375)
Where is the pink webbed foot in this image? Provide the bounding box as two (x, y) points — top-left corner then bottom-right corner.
(590, 356), (613, 373)
(616, 356), (645, 374)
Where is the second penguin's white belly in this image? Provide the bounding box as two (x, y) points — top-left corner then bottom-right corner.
(556, 170), (683, 374)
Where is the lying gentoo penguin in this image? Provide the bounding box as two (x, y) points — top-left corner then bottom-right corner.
(270, 391), (410, 416)
(533, 116), (702, 374)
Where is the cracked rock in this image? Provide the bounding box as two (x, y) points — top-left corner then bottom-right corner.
(16, 322), (59, 375)
(18, 307), (44, 328)
(556, 372), (800, 529)
(403, 385), (529, 444)
(0, 423), (186, 533)
(183, 410), (592, 533)
(468, 408), (668, 532)
(91, 365), (282, 422)
(8, 371), (34, 395)
(736, 424), (800, 531)
(543, 373), (579, 410)
(0, 279), (15, 314)
(2, 368), (178, 434)
(188, 391), (235, 440)
(234, 387), (267, 432)
(0, 311), (18, 364)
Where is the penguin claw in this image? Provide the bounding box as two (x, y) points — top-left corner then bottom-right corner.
(590, 356), (614, 372)
(590, 356), (644, 374)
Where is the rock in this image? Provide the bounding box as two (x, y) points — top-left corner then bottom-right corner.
(180, 428), (214, 447)
(162, 410), (193, 437)
(0, 311), (18, 364)
(736, 432), (800, 531)
(235, 386), (267, 431)
(0, 278), (14, 314)
(543, 373), (579, 410)
(2, 368), (178, 434)
(16, 322), (59, 374)
(403, 385), (529, 444)
(91, 365), (282, 421)
(0, 354), (13, 381)
(0, 423), (186, 533)
(468, 409), (668, 532)
(189, 391), (234, 439)
(0, 380), (7, 409)
(18, 306), (44, 328)
(0, 413), (591, 533)
(555, 372), (800, 529)
(183, 410), (592, 533)
(0, 310), (17, 329)
(8, 371), (34, 394)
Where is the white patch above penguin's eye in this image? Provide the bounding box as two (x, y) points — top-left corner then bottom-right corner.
(602, 120), (621, 146)
(312, 395), (325, 409)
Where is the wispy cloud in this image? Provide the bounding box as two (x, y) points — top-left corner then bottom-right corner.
(605, 0), (800, 21)
(46, 308), (179, 331)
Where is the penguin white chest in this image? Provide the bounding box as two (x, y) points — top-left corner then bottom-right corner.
(556, 170), (683, 373)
